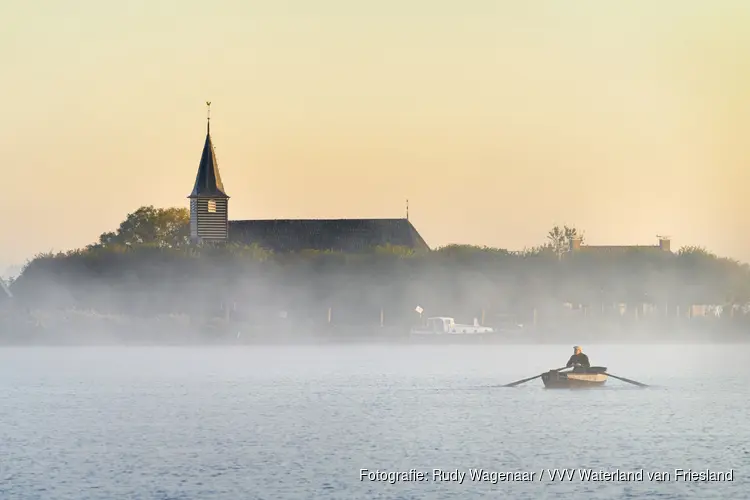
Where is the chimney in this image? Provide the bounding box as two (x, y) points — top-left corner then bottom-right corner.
(569, 237), (582, 252)
(658, 236), (671, 252)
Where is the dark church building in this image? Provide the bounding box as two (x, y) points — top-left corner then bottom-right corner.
(188, 107), (430, 253)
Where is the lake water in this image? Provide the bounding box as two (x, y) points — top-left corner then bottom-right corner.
(1, 344), (748, 499)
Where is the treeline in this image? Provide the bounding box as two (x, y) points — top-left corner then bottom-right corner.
(6, 206), (749, 327)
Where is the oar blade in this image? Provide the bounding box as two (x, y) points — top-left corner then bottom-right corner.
(503, 374), (540, 387)
(501, 366), (568, 388)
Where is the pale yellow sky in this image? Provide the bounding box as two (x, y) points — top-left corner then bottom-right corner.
(1, 0), (749, 270)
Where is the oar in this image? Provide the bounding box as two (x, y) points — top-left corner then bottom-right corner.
(503, 366), (568, 387)
(604, 372), (648, 388)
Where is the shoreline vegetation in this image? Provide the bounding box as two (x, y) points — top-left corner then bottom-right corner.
(2, 206), (750, 345)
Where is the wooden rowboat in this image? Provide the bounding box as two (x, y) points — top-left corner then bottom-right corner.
(542, 366), (608, 389)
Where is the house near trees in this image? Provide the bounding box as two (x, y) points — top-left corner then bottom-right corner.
(567, 235), (672, 254)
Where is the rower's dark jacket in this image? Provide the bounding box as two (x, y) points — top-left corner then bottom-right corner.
(566, 353), (590, 368)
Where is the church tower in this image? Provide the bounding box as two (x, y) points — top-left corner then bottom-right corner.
(188, 102), (230, 243)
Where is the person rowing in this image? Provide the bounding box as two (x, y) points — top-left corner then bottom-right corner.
(566, 345), (590, 371)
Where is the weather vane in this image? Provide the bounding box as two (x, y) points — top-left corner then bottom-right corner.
(206, 101), (211, 132)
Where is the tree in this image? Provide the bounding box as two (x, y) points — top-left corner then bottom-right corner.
(95, 206), (190, 249)
(547, 225), (584, 258)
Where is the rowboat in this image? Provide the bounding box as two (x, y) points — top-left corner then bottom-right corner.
(541, 366), (608, 389)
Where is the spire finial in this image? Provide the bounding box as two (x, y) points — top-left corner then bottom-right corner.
(206, 101), (211, 133)
(406, 199), (409, 220)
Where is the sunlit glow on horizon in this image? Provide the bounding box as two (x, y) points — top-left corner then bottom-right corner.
(1, 0), (749, 269)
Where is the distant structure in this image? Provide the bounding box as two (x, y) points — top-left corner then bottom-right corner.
(188, 102), (230, 242)
(568, 235), (672, 254)
(188, 103), (429, 252)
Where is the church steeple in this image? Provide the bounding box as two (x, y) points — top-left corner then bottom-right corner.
(189, 102), (228, 199)
(188, 102), (230, 243)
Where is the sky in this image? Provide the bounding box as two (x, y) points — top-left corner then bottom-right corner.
(1, 0), (749, 272)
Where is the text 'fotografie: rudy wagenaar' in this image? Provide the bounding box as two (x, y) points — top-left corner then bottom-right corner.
(360, 468), (735, 484)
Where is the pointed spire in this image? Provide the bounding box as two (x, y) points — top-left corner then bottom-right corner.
(406, 199), (409, 220)
(206, 101), (211, 134)
(188, 102), (229, 199)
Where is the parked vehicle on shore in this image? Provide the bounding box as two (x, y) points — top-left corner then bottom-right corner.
(410, 316), (495, 335)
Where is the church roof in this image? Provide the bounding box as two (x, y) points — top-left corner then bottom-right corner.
(188, 121), (228, 199)
(228, 218), (429, 252)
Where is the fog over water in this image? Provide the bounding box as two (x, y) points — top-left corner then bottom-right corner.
(1, 343), (747, 499)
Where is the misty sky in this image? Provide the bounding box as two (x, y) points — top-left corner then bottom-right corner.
(2, 0), (749, 271)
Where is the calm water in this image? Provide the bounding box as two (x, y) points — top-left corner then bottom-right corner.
(1, 344), (748, 499)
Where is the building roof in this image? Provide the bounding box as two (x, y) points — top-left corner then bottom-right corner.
(569, 236), (672, 257)
(188, 122), (228, 199)
(228, 218), (429, 252)
(575, 245), (664, 253)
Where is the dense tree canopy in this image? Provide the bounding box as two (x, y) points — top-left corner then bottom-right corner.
(95, 206), (189, 249)
(8, 207), (750, 324)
